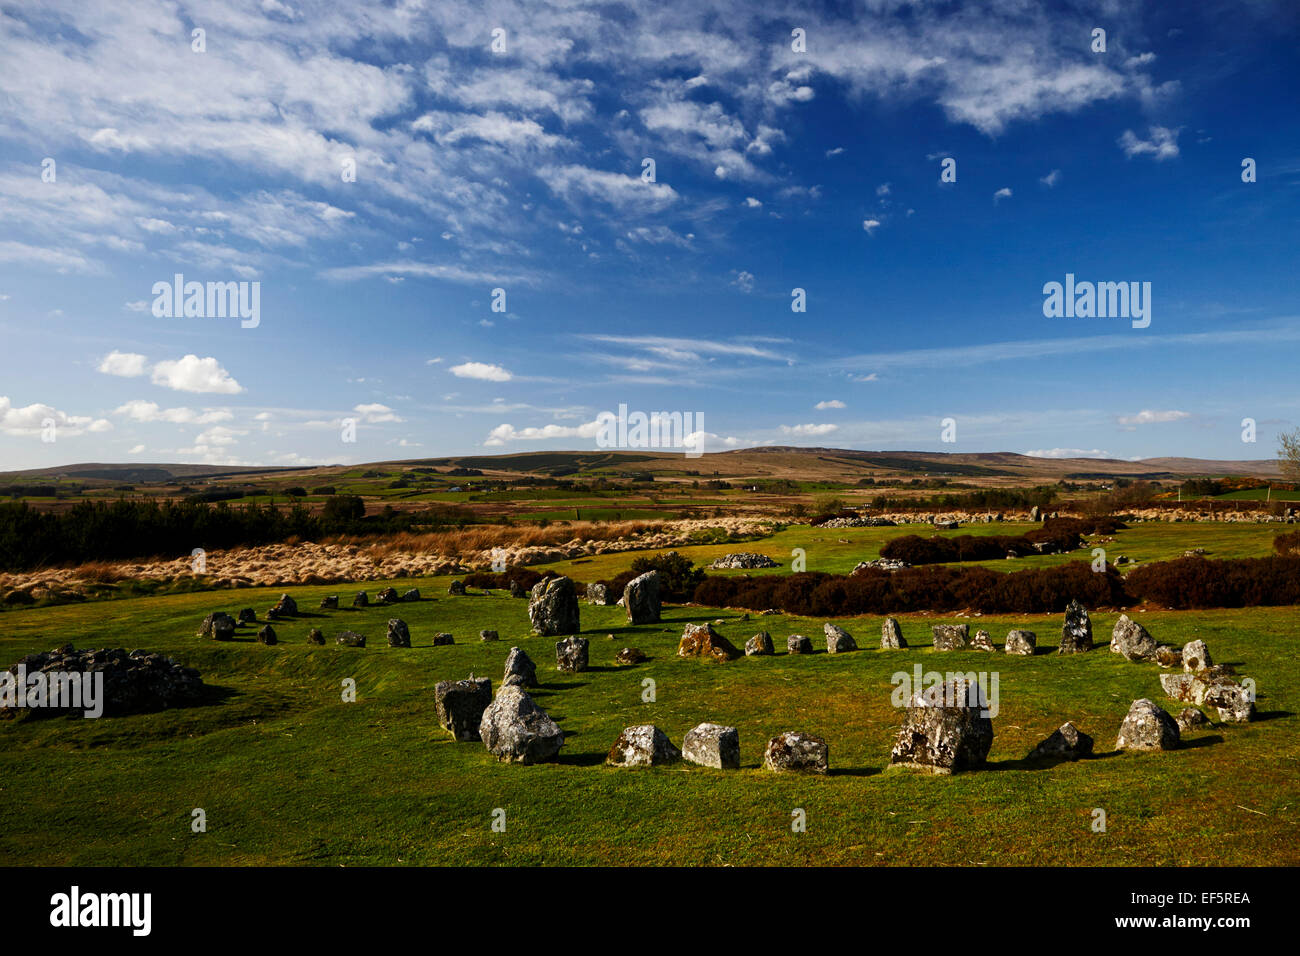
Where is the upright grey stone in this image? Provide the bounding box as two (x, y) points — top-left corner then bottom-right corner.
(682, 723), (741, 769)
(386, 618), (411, 647)
(478, 685), (563, 763)
(529, 576), (580, 636)
(1059, 599), (1093, 654)
(435, 676), (491, 741)
(745, 632), (774, 656)
(1115, 699), (1180, 751)
(606, 725), (681, 767)
(555, 635), (589, 673)
(1111, 614), (1157, 662)
(1005, 629), (1036, 656)
(823, 623), (857, 654)
(888, 679), (993, 774)
(503, 646), (537, 688)
(931, 623), (969, 651)
(1182, 640), (1212, 673)
(881, 617), (907, 649)
(623, 570), (662, 624)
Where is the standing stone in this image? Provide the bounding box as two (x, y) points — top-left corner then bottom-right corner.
(306, 628), (325, 645)
(433, 632), (455, 646)
(745, 632), (774, 656)
(623, 570), (662, 625)
(257, 624), (277, 645)
(763, 732), (828, 774)
(1026, 722), (1094, 762)
(970, 629), (995, 652)
(1176, 708), (1210, 732)
(1202, 679), (1255, 723)
(376, 587), (399, 605)
(528, 576), (580, 636)
(237, 608), (257, 625)
(503, 647), (537, 688)
(555, 635), (589, 673)
(1029, 506), (1041, 521)
(677, 623), (740, 662)
(682, 723), (741, 769)
(881, 618), (907, 649)
(335, 630), (366, 647)
(787, 634), (813, 655)
(823, 623), (857, 654)
(402, 588), (421, 602)
(606, 725), (681, 767)
(1111, 614), (1157, 662)
(479, 629), (499, 642)
(435, 676), (492, 741)
(478, 686), (563, 763)
(320, 595), (339, 609)
(1154, 644), (1183, 668)
(271, 594), (298, 616)
(586, 582), (611, 606)
(1005, 629), (1037, 656)
(448, 580), (467, 595)
(509, 579), (526, 599)
(1182, 640), (1212, 673)
(1115, 699), (1180, 751)
(1160, 672), (1207, 704)
(931, 623), (969, 651)
(888, 679), (994, 774)
(1059, 599), (1093, 654)
(199, 612), (236, 641)
(352, 591), (369, 608)
(386, 619), (411, 647)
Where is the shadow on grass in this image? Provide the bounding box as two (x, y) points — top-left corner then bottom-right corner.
(988, 752), (1121, 771)
(1250, 710), (1292, 722)
(554, 750), (605, 767)
(830, 766), (881, 778)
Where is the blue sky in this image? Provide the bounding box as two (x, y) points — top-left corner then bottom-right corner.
(0, 0), (1297, 470)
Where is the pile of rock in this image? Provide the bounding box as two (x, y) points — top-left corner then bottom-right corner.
(708, 553), (780, 570)
(1, 645), (206, 718)
(851, 558), (910, 573)
(815, 515), (896, 528)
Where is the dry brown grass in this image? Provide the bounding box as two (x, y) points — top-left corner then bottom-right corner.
(346, 520), (666, 558)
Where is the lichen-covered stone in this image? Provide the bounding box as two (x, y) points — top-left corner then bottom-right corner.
(386, 618), (411, 648)
(479, 629), (499, 642)
(888, 679), (993, 774)
(623, 570), (662, 625)
(970, 629), (995, 652)
(678, 623), (740, 662)
(529, 576), (580, 636)
(435, 676), (491, 742)
(478, 685), (563, 762)
(1154, 644), (1182, 668)
(763, 732), (828, 774)
(1182, 640), (1212, 673)
(198, 612), (236, 642)
(320, 595), (339, 610)
(615, 646), (646, 666)
(931, 623), (969, 651)
(881, 617), (907, 649)
(306, 628), (325, 646)
(823, 623), (857, 654)
(433, 632), (454, 646)
(1111, 614), (1157, 662)
(682, 723), (740, 769)
(786, 634), (813, 655)
(352, 591), (369, 608)
(402, 588), (421, 602)
(448, 580), (467, 596)
(502, 646), (537, 687)
(1059, 599), (1093, 654)
(1115, 699), (1180, 751)
(257, 624), (277, 645)
(1176, 708), (1210, 732)
(555, 635), (589, 673)
(606, 724), (681, 767)
(335, 630), (366, 647)
(1202, 679), (1255, 723)
(1005, 629), (1036, 656)
(745, 632), (774, 656)
(375, 587), (399, 605)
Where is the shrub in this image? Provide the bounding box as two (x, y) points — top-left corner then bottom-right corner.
(312, 486), (336, 496)
(1274, 530), (1300, 555)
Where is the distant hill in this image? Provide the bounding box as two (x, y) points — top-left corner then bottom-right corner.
(1, 448), (1281, 485)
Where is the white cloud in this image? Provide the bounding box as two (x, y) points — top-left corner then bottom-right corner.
(485, 420), (603, 445)
(114, 400), (232, 425)
(1026, 448), (1113, 459)
(354, 403), (403, 423)
(779, 423), (839, 437)
(0, 396), (111, 436)
(150, 355), (243, 394)
(1040, 169), (1061, 187)
(127, 444), (145, 454)
(744, 197), (762, 208)
(732, 270), (755, 293)
(1117, 409), (1191, 426)
(862, 219), (881, 234)
(815, 400), (846, 409)
(97, 350), (148, 377)
(1118, 126), (1180, 161)
(993, 187), (1012, 203)
(451, 361), (513, 382)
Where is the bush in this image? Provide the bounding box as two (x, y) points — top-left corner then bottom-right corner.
(321, 495), (365, 524)
(1274, 530), (1300, 555)
(312, 486), (336, 496)
(1126, 555), (1300, 609)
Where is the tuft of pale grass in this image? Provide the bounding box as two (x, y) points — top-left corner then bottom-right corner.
(340, 520), (665, 559)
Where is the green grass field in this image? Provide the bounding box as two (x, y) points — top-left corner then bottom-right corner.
(1, 555), (1297, 866)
